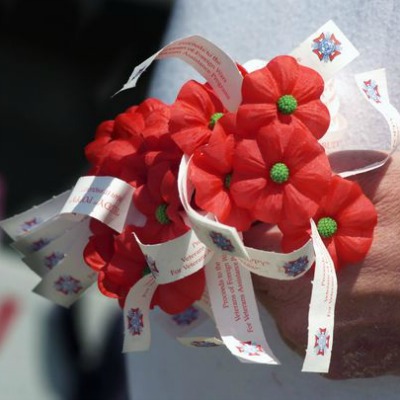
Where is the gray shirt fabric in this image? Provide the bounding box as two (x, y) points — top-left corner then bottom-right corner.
(126, 1), (400, 398)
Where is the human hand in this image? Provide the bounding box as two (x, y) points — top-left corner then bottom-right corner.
(244, 151), (400, 379)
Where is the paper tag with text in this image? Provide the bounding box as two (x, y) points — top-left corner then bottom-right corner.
(117, 36), (243, 112)
(123, 275), (158, 352)
(291, 20), (359, 82)
(0, 191), (71, 240)
(61, 176), (135, 233)
(302, 220), (337, 373)
(205, 253), (279, 364)
(23, 219), (91, 277)
(12, 214), (83, 256)
(33, 234), (97, 308)
(239, 239), (315, 280)
(134, 229), (213, 284)
(178, 156), (249, 260)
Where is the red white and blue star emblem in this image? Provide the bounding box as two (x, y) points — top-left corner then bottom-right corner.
(20, 217), (42, 233)
(237, 340), (264, 356)
(44, 251), (65, 270)
(54, 275), (82, 295)
(145, 255), (159, 277)
(127, 308), (144, 336)
(362, 79), (382, 103)
(312, 32), (342, 62)
(31, 238), (50, 252)
(314, 328), (330, 355)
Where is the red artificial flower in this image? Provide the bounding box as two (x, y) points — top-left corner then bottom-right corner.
(84, 222), (205, 314)
(83, 219), (117, 272)
(189, 114), (253, 231)
(170, 80), (227, 155)
(133, 162), (189, 244)
(280, 175), (378, 269)
(230, 124), (332, 225)
(85, 98), (178, 186)
(237, 55), (330, 140)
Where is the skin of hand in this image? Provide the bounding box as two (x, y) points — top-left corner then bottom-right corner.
(243, 151), (400, 379)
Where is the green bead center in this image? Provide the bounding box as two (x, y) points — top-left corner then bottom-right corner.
(270, 163), (290, 184)
(142, 264), (152, 277)
(155, 203), (171, 225)
(224, 173), (232, 189)
(317, 217), (338, 238)
(209, 112), (224, 129)
(277, 94), (298, 115)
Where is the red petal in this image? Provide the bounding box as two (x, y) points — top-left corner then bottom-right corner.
(237, 103), (276, 135)
(334, 234), (374, 264)
(171, 126), (212, 155)
(294, 101), (330, 139)
(292, 65), (325, 103)
(152, 270), (205, 314)
(266, 55), (299, 95)
(241, 67), (279, 103)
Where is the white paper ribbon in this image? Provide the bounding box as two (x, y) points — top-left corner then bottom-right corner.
(123, 275), (158, 352)
(134, 229), (213, 284)
(61, 176), (136, 233)
(116, 36), (243, 112)
(205, 253), (279, 364)
(302, 220), (337, 372)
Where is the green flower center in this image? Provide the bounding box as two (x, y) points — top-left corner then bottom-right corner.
(277, 94), (298, 115)
(209, 112), (224, 129)
(142, 264), (152, 277)
(270, 163), (290, 184)
(317, 217), (338, 238)
(155, 203), (171, 225)
(224, 173), (232, 189)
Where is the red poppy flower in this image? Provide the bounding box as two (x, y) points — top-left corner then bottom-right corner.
(151, 269), (205, 314)
(170, 80), (227, 155)
(97, 226), (146, 302)
(230, 124), (332, 225)
(280, 175), (378, 269)
(237, 55), (330, 140)
(85, 98), (172, 177)
(84, 222), (205, 313)
(133, 162), (189, 244)
(189, 114), (253, 231)
(83, 219), (117, 272)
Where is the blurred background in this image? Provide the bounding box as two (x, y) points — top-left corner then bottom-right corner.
(0, 0), (174, 399)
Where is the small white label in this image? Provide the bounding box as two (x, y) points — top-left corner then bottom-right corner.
(33, 240), (97, 308)
(205, 253), (279, 365)
(117, 36), (243, 112)
(291, 20), (359, 82)
(302, 220), (337, 373)
(123, 275), (158, 352)
(60, 176), (136, 233)
(134, 229), (213, 284)
(0, 191), (72, 240)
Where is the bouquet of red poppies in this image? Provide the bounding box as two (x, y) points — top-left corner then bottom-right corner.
(3, 21), (397, 372)
(83, 53), (377, 312)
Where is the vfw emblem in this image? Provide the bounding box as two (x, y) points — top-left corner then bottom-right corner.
(314, 328), (330, 355)
(312, 32), (342, 62)
(362, 79), (382, 103)
(54, 275), (82, 295)
(44, 251), (65, 270)
(283, 256), (309, 277)
(237, 340), (264, 356)
(127, 307), (144, 336)
(172, 306), (199, 326)
(20, 217), (42, 233)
